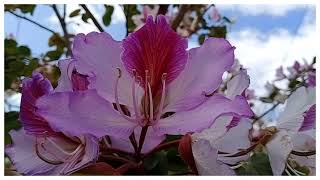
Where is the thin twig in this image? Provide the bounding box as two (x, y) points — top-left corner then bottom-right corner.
(80, 4), (104, 32)
(157, 5), (169, 15)
(51, 4), (72, 56)
(137, 126), (149, 158)
(171, 5), (191, 30)
(7, 11), (56, 34)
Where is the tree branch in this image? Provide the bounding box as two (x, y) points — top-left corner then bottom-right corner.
(7, 11), (56, 34)
(80, 4), (104, 32)
(171, 5), (191, 30)
(51, 4), (72, 56)
(157, 5), (169, 15)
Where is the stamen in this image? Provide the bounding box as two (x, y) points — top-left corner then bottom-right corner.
(114, 68), (136, 123)
(35, 138), (64, 165)
(147, 83), (154, 123)
(132, 69), (143, 126)
(46, 137), (83, 156)
(143, 70), (150, 119)
(153, 73), (167, 125)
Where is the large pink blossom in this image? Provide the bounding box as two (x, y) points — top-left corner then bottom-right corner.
(35, 15), (253, 149)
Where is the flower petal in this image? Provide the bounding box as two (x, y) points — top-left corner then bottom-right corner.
(54, 59), (74, 92)
(72, 32), (143, 107)
(164, 38), (235, 112)
(36, 90), (137, 138)
(292, 131), (315, 152)
(299, 104), (316, 131)
(109, 127), (165, 154)
(225, 69), (250, 99)
(155, 94), (253, 135)
(277, 86), (315, 133)
(215, 119), (252, 154)
(266, 130), (293, 175)
(122, 15), (188, 94)
(192, 139), (235, 175)
(20, 72), (57, 136)
(5, 129), (60, 175)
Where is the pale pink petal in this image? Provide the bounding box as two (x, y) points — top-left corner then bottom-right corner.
(192, 139), (235, 175)
(292, 132), (315, 152)
(54, 59), (74, 92)
(225, 70), (250, 99)
(36, 90), (137, 138)
(72, 32), (143, 107)
(5, 129), (60, 175)
(277, 87), (315, 133)
(266, 130), (293, 175)
(164, 38), (235, 112)
(154, 94), (253, 135)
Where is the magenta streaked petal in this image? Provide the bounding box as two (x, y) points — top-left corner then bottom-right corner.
(20, 72), (57, 136)
(275, 66), (286, 80)
(71, 71), (89, 91)
(122, 15), (188, 94)
(299, 104), (316, 131)
(164, 38), (235, 112)
(72, 32), (143, 107)
(307, 71), (316, 87)
(36, 90), (137, 138)
(109, 127), (165, 154)
(154, 94), (254, 135)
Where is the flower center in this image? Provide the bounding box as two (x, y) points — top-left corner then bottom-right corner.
(114, 68), (167, 126)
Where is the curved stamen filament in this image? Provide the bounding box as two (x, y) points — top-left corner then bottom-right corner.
(132, 69), (143, 126)
(46, 137), (83, 156)
(114, 68), (136, 123)
(144, 70), (149, 119)
(147, 83), (154, 123)
(35, 138), (64, 165)
(153, 73), (167, 125)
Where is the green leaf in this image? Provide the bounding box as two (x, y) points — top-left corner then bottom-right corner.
(45, 49), (64, 61)
(17, 46), (31, 57)
(69, 9), (81, 18)
(102, 5), (114, 26)
(82, 13), (90, 23)
(5, 112), (21, 145)
(5, 5), (36, 15)
(198, 34), (206, 45)
(123, 5), (139, 33)
(144, 151), (168, 175)
(235, 152), (273, 175)
(209, 26), (227, 38)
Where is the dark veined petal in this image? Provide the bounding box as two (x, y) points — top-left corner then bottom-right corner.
(122, 15), (188, 95)
(20, 72), (57, 136)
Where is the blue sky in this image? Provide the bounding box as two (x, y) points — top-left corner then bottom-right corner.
(4, 4), (316, 118)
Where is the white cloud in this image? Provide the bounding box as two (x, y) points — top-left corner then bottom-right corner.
(227, 9), (316, 97)
(216, 4), (310, 16)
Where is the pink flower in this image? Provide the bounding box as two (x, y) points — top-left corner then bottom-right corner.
(5, 72), (99, 175)
(35, 16), (253, 150)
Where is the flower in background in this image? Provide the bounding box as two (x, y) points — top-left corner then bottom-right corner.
(35, 15), (253, 152)
(265, 86), (315, 175)
(5, 72), (99, 175)
(275, 66), (286, 80)
(189, 70), (254, 175)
